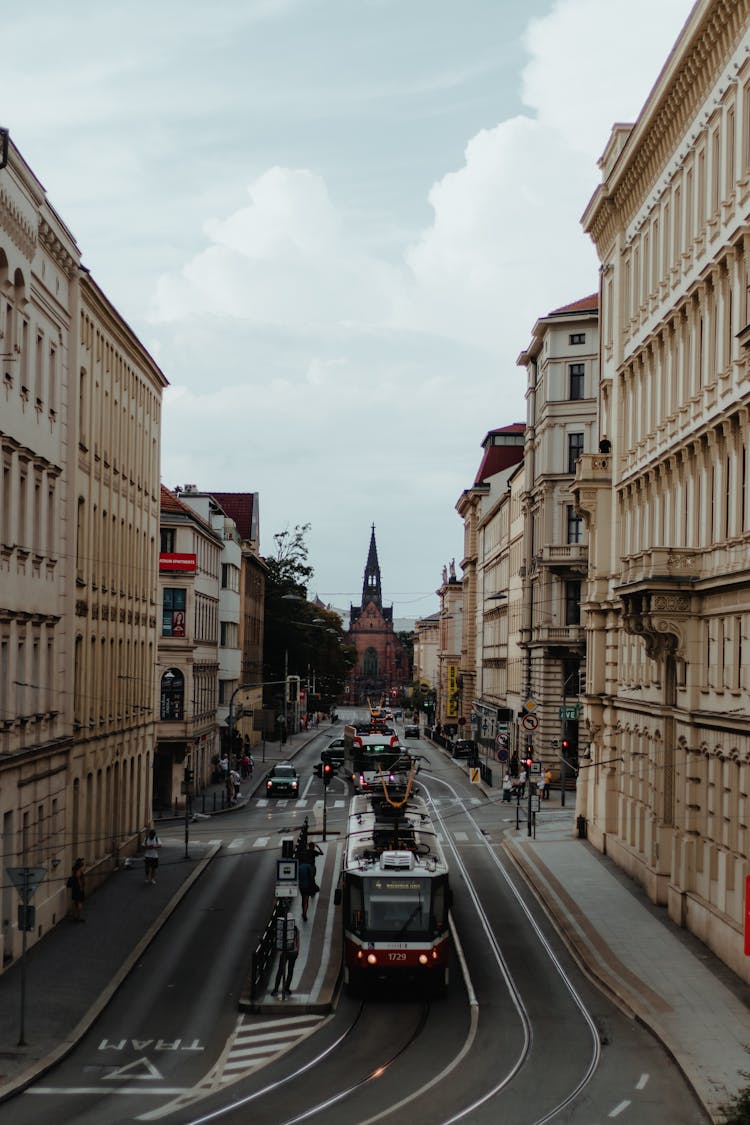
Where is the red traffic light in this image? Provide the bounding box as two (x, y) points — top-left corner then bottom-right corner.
(323, 762), (332, 787)
(562, 739), (570, 751)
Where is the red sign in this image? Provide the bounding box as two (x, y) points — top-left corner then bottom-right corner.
(159, 553), (197, 573)
(745, 876), (750, 956)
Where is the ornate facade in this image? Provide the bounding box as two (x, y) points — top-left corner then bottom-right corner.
(576, 0), (750, 976)
(0, 133), (167, 969)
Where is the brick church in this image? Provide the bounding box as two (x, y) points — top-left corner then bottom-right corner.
(345, 526), (410, 704)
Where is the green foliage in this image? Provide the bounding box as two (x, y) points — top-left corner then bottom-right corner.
(262, 524), (355, 710)
(720, 1080), (750, 1125)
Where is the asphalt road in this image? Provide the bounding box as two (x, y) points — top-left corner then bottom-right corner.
(7, 719), (708, 1125)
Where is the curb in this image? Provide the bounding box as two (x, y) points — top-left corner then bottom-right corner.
(0, 842), (222, 1105)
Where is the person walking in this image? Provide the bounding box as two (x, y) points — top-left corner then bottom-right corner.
(298, 853), (316, 921)
(143, 828), (162, 884)
(272, 918), (300, 996)
(68, 857), (86, 921)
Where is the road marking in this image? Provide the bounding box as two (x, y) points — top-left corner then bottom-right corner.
(104, 1057), (163, 1081)
(609, 1101), (631, 1117)
(228, 838), (244, 851)
(28, 1087), (187, 1096)
(454, 831), (469, 842)
(635, 1074), (649, 1089)
(253, 836), (270, 848)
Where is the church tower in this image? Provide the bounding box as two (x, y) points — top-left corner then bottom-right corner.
(345, 525), (409, 703)
(361, 524), (382, 610)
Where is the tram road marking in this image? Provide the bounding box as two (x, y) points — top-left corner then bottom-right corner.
(135, 1013), (329, 1120)
(636, 1073), (650, 1090)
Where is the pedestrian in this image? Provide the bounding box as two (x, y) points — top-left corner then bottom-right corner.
(219, 754), (229, 779)
(241, 752), (251, 779)
(535, 773), (546, 800)
(516, 768), (527, 798)
(230, 768), (241, 801)
(502, 774), (513, 803)
(272, 917), (300, 996)
(68, 857), (86, 921)
(143, 828), (162, 884)
(544, 768), (552, 799)
(298, 853), (316, 921)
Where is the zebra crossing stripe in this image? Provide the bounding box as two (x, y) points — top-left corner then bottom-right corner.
(219, 1014), (323, 1083)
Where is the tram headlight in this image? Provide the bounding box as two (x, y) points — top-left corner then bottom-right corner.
(418, 954), (429, 965)
(366, 953), (378, 965)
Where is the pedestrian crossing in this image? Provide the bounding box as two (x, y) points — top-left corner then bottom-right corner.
(217, 1013), (324, 1085)
(254, 798), (347, 809)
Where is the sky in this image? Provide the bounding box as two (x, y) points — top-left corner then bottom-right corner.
(4, 0), (696, 620)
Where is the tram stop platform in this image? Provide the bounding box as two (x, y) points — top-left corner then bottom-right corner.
(239, 838), (344, 1015)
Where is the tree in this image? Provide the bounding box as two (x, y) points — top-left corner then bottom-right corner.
(262, 525), (356, 718)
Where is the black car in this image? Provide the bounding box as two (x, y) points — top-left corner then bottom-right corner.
(404, 725), (420, 739)
(451, 738), (476, 759)
(265, 762), (300, 798)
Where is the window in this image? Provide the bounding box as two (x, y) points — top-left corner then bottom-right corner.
(565, 581), (581, 626)
(567, 505), (583, 544)
(567, 432), (584, 474)
(160, 528), (175, 553)
(160, 668), (184, 720)
(363, 647), (378, 676)
(569, 363), (585, 400)
(162, 588), (186, 637)
(569, 333), (585, 345)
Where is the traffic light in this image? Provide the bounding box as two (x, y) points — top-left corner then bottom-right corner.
(184, 766), (194, 788)
(323, 762), (332, 788)
(523, 754), (534, 771)
(561, 739), (570, 754)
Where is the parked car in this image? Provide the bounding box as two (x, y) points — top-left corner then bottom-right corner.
(404, 725), (420, 739)
(265, 762), (300, 799)
(451, 738), (476, 759)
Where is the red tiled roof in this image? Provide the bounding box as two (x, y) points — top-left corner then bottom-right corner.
(160, 484), (194, 517)
(548, 293), (598, 316)
(210, 492), (257, 541)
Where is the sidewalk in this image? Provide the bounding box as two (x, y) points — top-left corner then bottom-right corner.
(506, 803), (750, 1123)
(0, 725), (326, 1104)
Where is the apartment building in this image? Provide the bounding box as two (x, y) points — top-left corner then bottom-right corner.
(577, 0), (750, 976)
(72, 274), (166, 875)
(156, 487), (221, 808)
(456, 426), (524, 754)
(0, 135), (167, 967)
(517, 297), (599, 778)
(210, 492), (266, 750)
(1, 139), (80, 964)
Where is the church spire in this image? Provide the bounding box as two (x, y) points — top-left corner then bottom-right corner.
(361, 524), (382, 609)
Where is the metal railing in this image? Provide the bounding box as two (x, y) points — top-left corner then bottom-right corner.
(247, 818), (309, 1005)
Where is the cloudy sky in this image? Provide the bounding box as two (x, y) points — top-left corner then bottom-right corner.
(5, 0), (694, 619)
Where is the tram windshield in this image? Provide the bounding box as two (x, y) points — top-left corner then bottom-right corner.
(347, 875), (448, 939)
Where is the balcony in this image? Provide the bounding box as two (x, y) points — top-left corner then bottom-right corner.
(525, 624), (586, 651)
(536, 544), (588, 572)
(615, 548), (700, 660)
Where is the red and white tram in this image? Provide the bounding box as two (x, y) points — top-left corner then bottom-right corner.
(340, 781), (451, 995)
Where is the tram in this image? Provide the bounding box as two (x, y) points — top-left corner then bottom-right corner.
(344, 725), (410, 792)
(340, 780), (451, 995)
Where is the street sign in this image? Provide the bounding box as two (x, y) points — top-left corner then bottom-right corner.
(7, 866), (47, 904)
(276, 859), (298, 884)
(551, 738), (560, 747)
(275, 885), (298, 898)
(470, 767), (480, 784)
(521, 713), (539, 732)
(559, 705), (579, 720)
(523, 699), (537, 712)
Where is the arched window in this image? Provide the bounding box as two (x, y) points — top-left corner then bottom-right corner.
(363, 648), (378, 676)
(160, 668), (184, 720)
